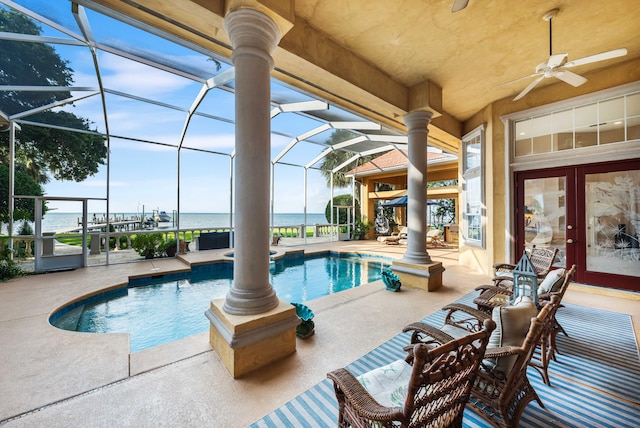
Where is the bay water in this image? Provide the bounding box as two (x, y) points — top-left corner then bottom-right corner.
(3, 212), (328, 234)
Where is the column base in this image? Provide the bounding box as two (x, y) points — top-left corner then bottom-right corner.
(206, 298), (299, 378)
(391, 260), (445, 291)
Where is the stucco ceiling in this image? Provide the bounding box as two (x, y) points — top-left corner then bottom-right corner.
(294, 0), (640, 121)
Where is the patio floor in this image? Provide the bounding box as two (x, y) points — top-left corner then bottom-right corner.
(1, 241), (638, 427)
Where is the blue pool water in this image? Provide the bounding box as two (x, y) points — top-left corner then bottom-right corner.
(51, 253), (390, 352)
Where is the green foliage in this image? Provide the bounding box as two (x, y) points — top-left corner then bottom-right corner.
(319, 129), (375, 189)
(164, 238), (178, 256)
(0, 9), (107, 184)
(132, 233), (165, 258)
(17, 220), (33, 235)
(0, 259), (28, 282)
(324, 194), (361, 224)
(352, 219), (374, 239)
(0, 164), (44, 227)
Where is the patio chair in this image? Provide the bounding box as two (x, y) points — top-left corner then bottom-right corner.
(426, 229), (444, 247)
(491, 246), (559, 289)
(327, 320), (495, 428)
(381, 226), (408, 245)
(472, 266), (576, 385)
(403, 296), (559, 428)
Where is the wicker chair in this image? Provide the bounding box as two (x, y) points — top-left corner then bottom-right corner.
(529, 265), (577, 385)
(473, 265), (576, 385)
(491, 247), (559, 289)
(327, 320), (495, 428)
(404, 297), (560, 428)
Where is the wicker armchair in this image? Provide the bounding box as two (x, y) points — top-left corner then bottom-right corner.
(473, 265), (576, 385)
(492, 247), (558, 289)
(404, 297), (560, 428)
(327, 320), (495, 428)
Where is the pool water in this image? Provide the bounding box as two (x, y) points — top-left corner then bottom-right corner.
(51, 253), (390, 352)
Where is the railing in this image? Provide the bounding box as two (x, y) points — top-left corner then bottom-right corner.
(3, 224), (340, 260)
(270, 223), (335, 238)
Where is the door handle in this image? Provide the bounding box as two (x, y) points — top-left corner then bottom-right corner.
(567, 239), (574, 244)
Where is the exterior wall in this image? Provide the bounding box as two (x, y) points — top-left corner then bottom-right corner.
(459, 58), (640, 275)
(359, 161), (458, 238)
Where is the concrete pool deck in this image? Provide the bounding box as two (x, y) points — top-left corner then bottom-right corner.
(1, 241), (638, 426)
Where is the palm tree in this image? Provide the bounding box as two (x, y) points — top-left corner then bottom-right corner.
(319, 129), (376, 188)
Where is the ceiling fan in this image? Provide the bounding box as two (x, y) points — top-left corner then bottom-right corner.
(502, 8), (627, 101)
(451, 0), (469, 13)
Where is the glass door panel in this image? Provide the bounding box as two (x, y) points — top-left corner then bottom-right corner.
(521, 176), (567, 268)
(585, 170), (640, 278)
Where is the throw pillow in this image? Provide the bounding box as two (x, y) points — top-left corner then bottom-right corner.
(538, 268), (565, 294)
(485, 296), (537, 375)
(357, 359), (412, 408)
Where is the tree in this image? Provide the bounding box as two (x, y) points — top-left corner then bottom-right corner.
(0, 164), (43, 229)
(319, 129), (375, 188)
(0, 9), (107, 184)
(324, 194), (361, 224)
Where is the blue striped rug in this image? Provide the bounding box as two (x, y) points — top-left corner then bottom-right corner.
(250, 293), (640, 428)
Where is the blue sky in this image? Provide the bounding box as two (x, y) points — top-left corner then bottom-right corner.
(19, 1), (351, 214)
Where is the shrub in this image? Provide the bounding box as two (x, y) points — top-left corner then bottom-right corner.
(132, 233), (165, 258)
(164, 238), (178, 257)
(0, 259), (28, 281)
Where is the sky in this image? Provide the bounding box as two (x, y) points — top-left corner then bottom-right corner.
(15, 1), (355, 214)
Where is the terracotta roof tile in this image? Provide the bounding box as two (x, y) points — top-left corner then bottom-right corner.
(348, 149), (452, 174)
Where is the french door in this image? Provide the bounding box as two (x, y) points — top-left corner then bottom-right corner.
(516, 159), (640, 291)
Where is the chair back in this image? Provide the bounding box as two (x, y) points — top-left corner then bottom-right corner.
(529, 246), (559, 277)
(547, 264), (576, 302)
(501, 295), (559, 395)
(404, 319), (495, 427)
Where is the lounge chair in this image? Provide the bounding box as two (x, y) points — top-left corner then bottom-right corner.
(380, 226), (408, 245)
(327, 320), (495, 427)
(426, 228), (444, 247)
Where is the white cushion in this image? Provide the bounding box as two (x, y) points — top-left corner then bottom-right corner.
(495, 271), (514, 279)
(357, 359), (412, 408)
(486, 296), (537, 375)
(538, 268), (565, 294)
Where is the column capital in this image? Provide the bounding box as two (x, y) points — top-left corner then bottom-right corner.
(225, 8), (281, 67)
(403, 110), (434, 130)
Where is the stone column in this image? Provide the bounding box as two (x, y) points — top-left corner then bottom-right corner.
(223, 8), (280, 315)
(401, 110), (433, 265)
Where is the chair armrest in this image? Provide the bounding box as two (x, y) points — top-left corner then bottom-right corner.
(442, 303), (491, 320)
(327, 368), (403, 422)
(441, 303), (490, 333)
(484, 346), (525, 359)
(474, 285), (514, 296)
(491, 277), (515, 289)
(402, 322), (454, 345)
(493, 263), (516, 272)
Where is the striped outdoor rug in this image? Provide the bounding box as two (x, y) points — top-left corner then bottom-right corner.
(250, 293), (640, 428)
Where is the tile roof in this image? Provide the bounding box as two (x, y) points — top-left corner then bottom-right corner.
(348, 149), (455, 175)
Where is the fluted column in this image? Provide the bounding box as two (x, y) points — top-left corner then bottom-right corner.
(223, 8), (280, 315)
(401, 110), (433, 265)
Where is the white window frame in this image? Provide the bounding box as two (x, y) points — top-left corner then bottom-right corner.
(461, 124), (486, 248)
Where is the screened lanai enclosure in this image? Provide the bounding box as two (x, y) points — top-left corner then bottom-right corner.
(0, 0), (449, 270)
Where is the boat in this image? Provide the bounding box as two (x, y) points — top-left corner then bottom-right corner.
(152, 209), (172, 228)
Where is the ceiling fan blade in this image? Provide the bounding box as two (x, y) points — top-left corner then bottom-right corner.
(451, 0), (469, 12)
(513, 76), (544, 101)
(554, 70), (588, 87)
(547, 53), (568, 68)
(564, 48), (628, 67)
(497, 72), (541, 88)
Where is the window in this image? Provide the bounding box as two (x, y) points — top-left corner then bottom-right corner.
(513, 90), (640, 157)
(462, 124), (485, 247)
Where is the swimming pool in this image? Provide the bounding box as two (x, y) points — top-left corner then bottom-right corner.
(50, 252), (390, 352)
